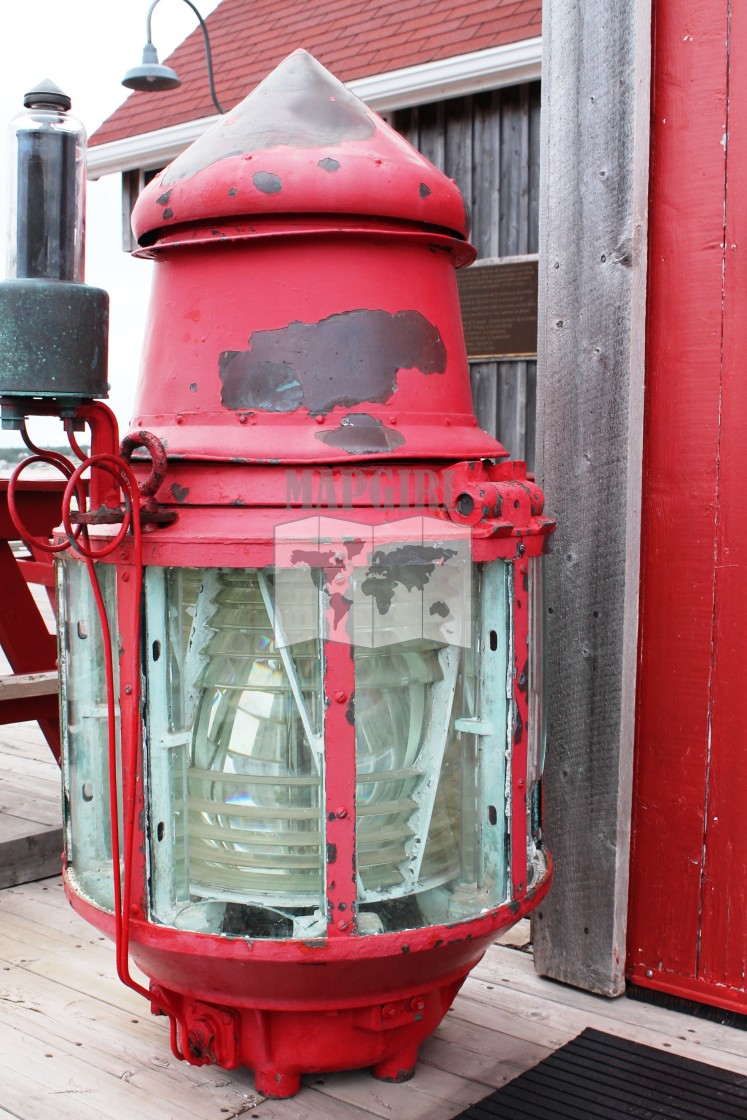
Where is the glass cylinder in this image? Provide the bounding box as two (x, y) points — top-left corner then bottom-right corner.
(6, 81), (86, 282)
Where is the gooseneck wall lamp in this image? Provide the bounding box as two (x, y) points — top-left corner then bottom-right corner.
(122, 0), (225, 114)
(2, 53), (554, 1097)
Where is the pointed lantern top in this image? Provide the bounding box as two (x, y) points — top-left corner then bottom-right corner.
(132, 50), (471, 247)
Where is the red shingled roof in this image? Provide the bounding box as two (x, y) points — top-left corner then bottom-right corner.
(92, 0), (541, 146)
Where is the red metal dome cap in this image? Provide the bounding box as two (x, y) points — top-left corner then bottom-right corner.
(132, 49), (470, 244)
(128, 50), (506, 464)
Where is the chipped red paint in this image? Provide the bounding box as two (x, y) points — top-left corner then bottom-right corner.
(61, 51), (555, 1094)
(125, 51), (497, 466)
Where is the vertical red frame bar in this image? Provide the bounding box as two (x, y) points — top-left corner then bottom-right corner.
(323, 623), (358, 938)
(511, 556), (530, 896)
(117, 557), (148, 918)
(628, 0), (736, 1001)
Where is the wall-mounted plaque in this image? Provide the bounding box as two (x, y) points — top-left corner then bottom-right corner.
(457, 257), (538, 360)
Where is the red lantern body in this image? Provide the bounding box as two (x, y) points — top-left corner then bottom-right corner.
(56, 51), (554, 1097)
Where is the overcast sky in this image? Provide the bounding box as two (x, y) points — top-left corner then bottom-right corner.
(0, 0), (221, 446)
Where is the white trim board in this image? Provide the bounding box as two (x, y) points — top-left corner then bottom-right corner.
(88, 37), (542, 179)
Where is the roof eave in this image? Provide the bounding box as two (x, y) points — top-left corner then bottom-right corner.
(88, 37), (542, 179)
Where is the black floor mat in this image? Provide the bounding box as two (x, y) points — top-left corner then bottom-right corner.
(452, 1027), (747, 1119)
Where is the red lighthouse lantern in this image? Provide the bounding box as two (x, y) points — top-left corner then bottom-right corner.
(49, 51), (554, 1096)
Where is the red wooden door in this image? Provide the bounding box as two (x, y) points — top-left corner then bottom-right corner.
(628, 0), (747, 1012)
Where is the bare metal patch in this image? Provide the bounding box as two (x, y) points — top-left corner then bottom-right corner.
(315, 414), (405, 454)
(160, 51), (376, 185)
(170, 482), (190, 503)
(219, 308), (446, 414)
(252, 171), (283, 194)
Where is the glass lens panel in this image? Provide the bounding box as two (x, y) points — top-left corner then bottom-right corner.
(355, 559), (513, 933)
(146, 556), (517, 939)
(58, 556), (119, 910)
(146, 568), (324, 939)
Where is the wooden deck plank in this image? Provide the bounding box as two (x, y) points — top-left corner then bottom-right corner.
(0, 717), (63, 887)
(0, 927), (147, 1019)
(0, 816), (55, 845)
(422, 1016), (552, 1083)
(0, 755), (62, 782)
(0, 795), (62, 830)
(0, 774), (60, 803)
(0, 745), (49, 770)
(4, 877), (747, 1120)
(305, 1065), (487, 1120)
(0, 829), (62, 890)
(0, 1020), (251, 1120)
(0, 723), (55, 754)
(0, 980), (260, 1119)
(0, 672), (58, 701)
(0, 729), (58, 768)
(467, 952), (747, 1074)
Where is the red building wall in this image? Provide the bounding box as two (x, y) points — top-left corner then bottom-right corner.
(628, 0), (747, 1012)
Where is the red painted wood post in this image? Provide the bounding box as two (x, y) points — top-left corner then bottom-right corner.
(0, 482), (63, 759)
(628, 0), (747, 1011)
(697, 0), (747, 1000)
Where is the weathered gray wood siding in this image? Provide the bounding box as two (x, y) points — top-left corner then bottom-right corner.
(392, 83), (540, 468)
(533, 0), (650, 995)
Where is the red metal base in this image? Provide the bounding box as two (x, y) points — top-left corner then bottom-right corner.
(154, 978), (462, 1098)
(65, 863), (551, 1096)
